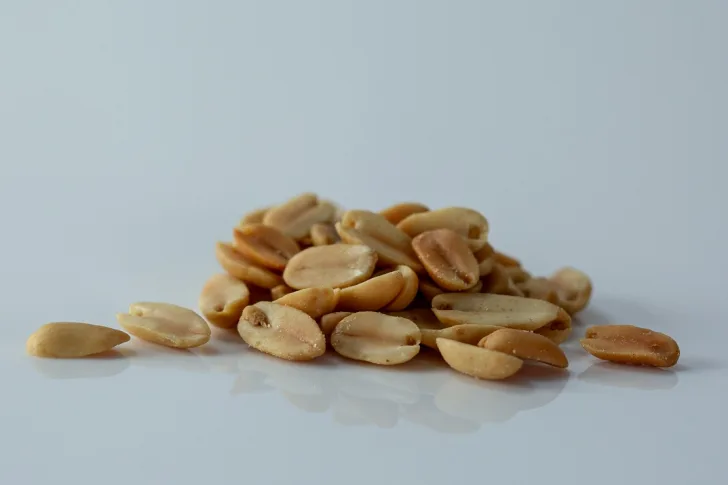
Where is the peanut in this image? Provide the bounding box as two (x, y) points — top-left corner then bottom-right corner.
(232, 223), (300, 271)
(117, 302), (211, 349)
(379, 202), (429, 225)
(580, 325), (679, 367)
(199, 273), (250, 328)
(412, 229), (479, 291)
(336, 270), (404, 311)
(215, 242), (282, 289)
(479, 328), (568, 368)
(26, 323), (130, 358)
(263, 193), (336, 240)
(283, 244), (377, 289)
(275, 287), (339, 319)
(436, 338), (523, 380)
(397, 207), (489, 252)
(330, 312), (421, 365)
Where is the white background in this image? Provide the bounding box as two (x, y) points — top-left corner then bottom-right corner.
(1, 1), (726, 484)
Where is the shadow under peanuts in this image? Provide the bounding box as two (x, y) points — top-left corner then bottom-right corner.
(578, 361), (678, 390)
(31, 349), (131, 379)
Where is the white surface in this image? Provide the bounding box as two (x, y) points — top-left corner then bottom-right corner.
(1, 1), (727, 484)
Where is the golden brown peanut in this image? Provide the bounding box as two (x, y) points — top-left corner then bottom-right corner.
(493, 250), (521, 268)
(580, 325), (680, 367)
(479, 328), (568, 368)
(412, 229), (479, 291)
(270, 284), (294, 300)
(474, 242), (495, 276)
(275, 287), (339, 319)
(549, 267), (593, 314)
(319, 312), (352, 336)
(263, 193), (336, 240)
(215, 242), (282, 289)
(336, 210), (423, 272)
(421, 324), (500, 350)
(419, 277), (444, 301)
(283, 244), (377, 289)
(397, 207), (489, 252)
(431, 293), (572, 343)
(239, 206), (270, 226)
(336, 270), (405, 311)
(377, 265), (419, 311)
(388, 308), (442, 329)
(26, 323), (130, 358)
(480, 264), (524, 297)
(436, 338), (523, 380)
(518, 277), (559, 304)
(330, 312), (421, 365)
(310, 223), (340, 246)
(117, 302), (211, 348)
(379, 202), (429, 225)
(199, 274), (250, 328)
(232, 223), (300, 271)
(238, 302), (326, 361)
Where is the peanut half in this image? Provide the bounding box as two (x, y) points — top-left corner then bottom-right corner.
(420, 324), (501, 350)
(283, 244), (377, 289)
(481, 264), (524, 297)
(199, 273), (250, 328)
(275, 287), (339, 319)
(26, 323), (130, 358)
(336, 270), (404, 311)
(379, 202), (429, 225)
(412, 228), (479, 291)
(215, 242), (282, 289)
(473, 242), (495, 276)
(263, 193), (336, 240)
(238, 302), (326, 361)
(310, 223), (340, 246)
(270, 284), (294, 300)
(479, 328), (568, 368)
(330, 312), (421, 365)
(549, 267), (592, 315)
(233, 223), (300, 271)
(436, 338), (523, 380)
(375, 265), (419, 311)
(397, 207), (489, 252)
(239, 206), (270, 226)
(432, 293), (572, 343)
(318, 311), (352, 336)
(580, 325), (680, 367)
(117, 302), (211, 348)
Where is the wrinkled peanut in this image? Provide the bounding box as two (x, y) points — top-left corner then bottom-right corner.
(263, 193), (336, 240)
(310, 223), (340, 246)
(398, 207), (489, 252)
(239, 206), (270, 226)
(238, 302), (326, 361)
(283, 244), (377, 289)
(199, 273), (250, 328)
(232, 223), (300, 271)
(481, 264), (524, 297)
(549, 267), (592, 315)
(270, 284), (294, 300)
(474, 242), (495, 276)
(580, 325), (680, 367)
(319, 312), (352, 336)
(432, 293), (572, 343)
(215, 242), (283, 289)
(376, 265), (419, 311)
(275, 287), (339, 319)
(336, 210), (423, 272)
(421, 324), (500, 350)
(479, 328), (568, 368)
(337, 270), (404, 311)
(331, 312), (421, 365)
(26, 323), (130, 358)
(379, 202), (429, 225)
(436, 338), (523, 380)
(412, 229), (479, 291)
(117, 302), (211, 348)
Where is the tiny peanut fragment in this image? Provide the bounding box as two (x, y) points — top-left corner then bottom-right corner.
(283, 244), (377, 289)
(233, 223), (300, 271)
(580, 325), (680, 367)
(199, 273), (250, 328)
(26, 323), (130, 358)
(215, 242), (283, 289)
(337, 270), (404, 311)
(331, 312), (421, 365)
(117, 302), (211, 349)
(238, 302), (326, 361)
(412, 229), (479, 291)
(379, 202), (429, 225)
(263, 193), (336, 240)
(432, 293), (572, 343)
(310, 223), (340, 246)
(479, 328), (568, 368)
(275, 287), (339, 319)
(319, 312), (352, 336)
(436, 338), (523, 380)
(398, 207), (489, 252)
(377, 265), (419, 311)
(336, 210), (423, 272)
(270, 284), (294, 300)
(420, 324), (500, 350)
(549, 267), (592, 315)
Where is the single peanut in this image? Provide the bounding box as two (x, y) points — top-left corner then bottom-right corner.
(549, 267), (592, 315)
(479, 328), (568, 368)
(436, 338), (523, 380)
(580, 325), (680, 367)
(26, 323), (130, 358)
(376, 265), (419, 311)
(275, 287), (339, 319)
(270, 284), (294, 300)
(336, 270), (405, 311)
(412, 229), (479, 291)
(239, 206), (270, 226)
(379, 202), (429, 225)
(263, 193), (336, 240)
(518, 277), (559, 304)
(310, 223), (340, 246)
(117, 302), (211, 349)
(283, 244), (377, 289)
(319, 311), (352, 336)
(215, 242), (282, 289)
(397, 207), (489, 252)
(330, 312), (421, 365)
(232, 223), (300, 271)
(420, 324), (500, 350)
(493, 250), (521, 267)
(199, 273), (250, 328)
(473, 242), (495, 276)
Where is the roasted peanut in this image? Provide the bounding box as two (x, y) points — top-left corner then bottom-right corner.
(215, 242), (282, 289)
(420, 324), (500, 350)
(479, 328), (568, 368)
(199, 273), (250, 328)
(473, 242), (495, 276)
(310, 223), (340, 246)
(518, 277), (559, 304)
(436, 338), (523, 380)
(336, 270), (405, 311)
(580, 325), (679, 367)
(331, 312), (421, 365)
(233, 223), (300, 271)
(275, 287), (339, 319)
(117, 302), (211, 349)
(379, 202), (429, 225)
(263, 193), (336, 240)
(26, 323), (130, 358)
(412, 229), (479, 291)
(239, 206), (270, 226)
(398, 207), (489, 252)
(270, 284), (294, 300)
(481, 264), (524, 297)
(283, 244), (377, 289)
(549, 267), (592, 315)
(377, 265), (419, 311)
(319, 312), (352, 336)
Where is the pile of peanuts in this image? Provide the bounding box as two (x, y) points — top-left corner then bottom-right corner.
(26, 193), (680, 378)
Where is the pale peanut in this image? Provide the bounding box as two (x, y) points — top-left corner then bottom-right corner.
(331, 312), (421, 365)
(270, 284), (294, 300)
(412, 229), (479, 291)
(436, 338), (523, 380)
(336, 270), (404, 311)
(26, 323), (130, 358)
(319, 312), (352, 336)
(199, 273), (250, 328)
(263, 193), (336, 240)
(215, 242), (282, 289)
(397, 207), (489, 252)
(379, 202), (429, 225)
(117, 302), (211, 349)
(283, 244), (377, 289)
(431, 293), (572, 343)
(310, 223), (340, 246)
(238, 302), (326, 361)
(377, 265), (419, 311)
(580, 325), (679, 367)
(239, 206), (270, 226)
(549, 267), (592, 315)
(421, 324), (500, 350)
(233, 223), (300, 271)
(479, 328), (568, 368)
(275, 287), (339, 319)
(336, 210), (423, 272)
